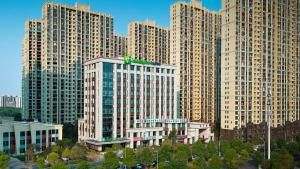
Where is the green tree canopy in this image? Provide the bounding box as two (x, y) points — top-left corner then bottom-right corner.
(276, 138), (286, 149)
(0, 152), (9, 169)
(70, 144), (87, 160)
(224, 148), (239, 169)
(191, 141), (208, 159)
(36, 156), (46, 169)
(252, 151), (264, 167)
(123, 148), (137, 168)
(220, 140), (231, 154)
(99, 150), (119, 169)
(271, 151), (294, 169)
(168, 129), (177, 145)
(286, 142), (299, 156)
(208, 155), (222, 169)
(239, 149), (249, 164)
(47, 152), (59, 165)
(77, 161), (92, 169)
(139, 147), (153, 165)
(158, 142), (172, 162)
(207, 141), (217, 157)
(62, 148), (71, 159)
(50, 162), (68, 169)
(191, 157), (208, 169)
(169, 151), (189, 169)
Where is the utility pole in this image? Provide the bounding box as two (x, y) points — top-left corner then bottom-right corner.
(267, 86), (271, 160)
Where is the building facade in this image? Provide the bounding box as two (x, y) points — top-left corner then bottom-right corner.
(170, 0), (222, 125)
(221, 0), (300, 130)
(0, 120), (62, 155)
(114, 35), (127, 58)
(21, 3), (115, 124)
(0, 96), (22, 108)
(78, 57), (213, 151)
(128, 20), (170, 64)
(22, 20), (42, 120)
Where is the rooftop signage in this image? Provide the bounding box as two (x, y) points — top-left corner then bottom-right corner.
(124, 55), (160, 66)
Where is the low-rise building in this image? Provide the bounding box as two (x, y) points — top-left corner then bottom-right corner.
(0, 120), (62, 155)
(78, 57), (213, 151)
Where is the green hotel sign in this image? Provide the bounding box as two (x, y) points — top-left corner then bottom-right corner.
(124, 55), (160, 66)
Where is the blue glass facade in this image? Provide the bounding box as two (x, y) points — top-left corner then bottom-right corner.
(102, 63), (114, 139)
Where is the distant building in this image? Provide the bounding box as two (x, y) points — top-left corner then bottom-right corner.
(128, 20), (170, 64)
(114, 35), (127, 58)
(0, 96), (22, 108)
(78, 57), (213, 151)
(0, 120), (62, 155)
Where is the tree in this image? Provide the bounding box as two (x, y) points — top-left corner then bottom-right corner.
(169, 160), (188, 169)
(224, 148), (239, 169)
(0, 152), (9, 169)
(99, 150), (119, 169)
(52, 145), (63, 156)
(276, 138), (286, 149)
(176, 143), (190, 158)
(50, 162), (68, 169)
(220, 140), (231, 154)
(139, 147), (153, 166)
(168, 129), (177, 145)
(158, 142), (172, 162)
(270, 151), (294, 169)
(62, 148), (71, 159)
(191, 141), (208, 159)
(36, 156), (46, 169)
(172, 151), (190, 165)
(208, 155), (222, 169)
(239, 149), (249, 164)
(231, 139), (243, 153)
(70, 144), (87, 160)
(286, 142), (299, 156)
(47, 152), (59, 165)
(253, 151), (264, 167)
(77, 161), (91, 169)
(207, 141), (217, 157)
(123, 148), (137, 168)
(191, 157), (208, 169)
(25, 144), (35, 168)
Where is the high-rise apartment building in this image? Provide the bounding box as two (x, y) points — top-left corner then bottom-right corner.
(40, 2), (114, 124)
(170, 0), (221, 125)
(22, 3), (114, 124)
(22, 20), (42, 120)
(128, 20), (170, 64)
(113, 35), (127, 57)
(221, 0), (300, 130)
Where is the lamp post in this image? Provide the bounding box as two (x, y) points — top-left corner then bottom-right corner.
(267, 86), (271, 160)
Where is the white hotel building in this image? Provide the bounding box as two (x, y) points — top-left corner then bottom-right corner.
(78, 57), (213, 151)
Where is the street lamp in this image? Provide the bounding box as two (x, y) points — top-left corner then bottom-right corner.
(267, 85), (271, 160)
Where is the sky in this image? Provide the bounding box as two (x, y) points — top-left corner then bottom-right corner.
(0, 0), (221, 96)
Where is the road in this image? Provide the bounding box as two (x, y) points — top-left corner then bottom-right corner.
(9, 157), (28, 169)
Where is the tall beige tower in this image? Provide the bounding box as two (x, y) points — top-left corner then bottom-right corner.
(128, 20), (170, 64)
(40, 3), (114, 124)
(22, 20), (42, 121)
(170, 0), (221, 125)
(221, 0), (300, 130)
(114, 34), (127, 57)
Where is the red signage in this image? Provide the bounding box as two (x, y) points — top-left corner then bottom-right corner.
(133, 137), (144, 141)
